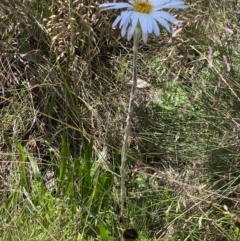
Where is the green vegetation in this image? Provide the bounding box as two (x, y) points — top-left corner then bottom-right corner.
(1, 0), (240, 240)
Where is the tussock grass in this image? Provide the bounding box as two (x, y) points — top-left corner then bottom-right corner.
(1, 0), (240, 240)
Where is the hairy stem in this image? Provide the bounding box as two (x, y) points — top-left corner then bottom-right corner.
(120, 27), (141, 217)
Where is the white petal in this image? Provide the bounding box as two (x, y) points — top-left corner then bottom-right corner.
(128, 12), (139, 37)
(99, 2), (132, 10)
(138, 14), (148, 34)
(155, 11), (178, 24)
(142, 32), (148, 43)
(157, 2), (187, 9)
(121, 12), (132, 37)
(127, 15), (139, 41)
(151, 18), (160, 36)
(145, 15), (153, 33)
(151, 12), (172, 33)
(151, 0), (186, 8)
(120, 11), (131, 28)
(150, 0), (169, 7)
(175, 21), (183, 27)
(112, 15), (122, 28)
(127, 27), (133, 41)
(127, 11), (139, 40)
(121, 20), (129, 37)
(127, 26), (134, 40)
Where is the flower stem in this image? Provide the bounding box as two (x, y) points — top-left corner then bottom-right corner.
(120, 27), (141, 217)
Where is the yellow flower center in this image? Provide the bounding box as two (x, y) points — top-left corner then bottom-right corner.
(133, 0), (153, 14)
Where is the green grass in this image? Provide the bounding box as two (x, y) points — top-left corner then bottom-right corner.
(1, 0), (240, 240)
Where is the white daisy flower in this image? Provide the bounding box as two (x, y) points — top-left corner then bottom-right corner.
(100, 0), (187, 43)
